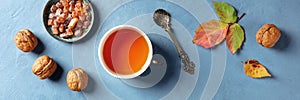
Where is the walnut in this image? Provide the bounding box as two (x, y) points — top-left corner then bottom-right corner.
(32, 55), (57, 79)
(14, 29), (38, 52)
(256, 24), (281, 48)
(66, 68), (88, 91)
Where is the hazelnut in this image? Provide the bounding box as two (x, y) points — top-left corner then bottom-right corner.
(66, 68), (88, 91)
(14, 29), (38, 52)
(32, 55), (57, 79)
(256, 24), (281, 48)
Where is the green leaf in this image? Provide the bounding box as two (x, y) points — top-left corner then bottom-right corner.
(193, 20), (229, 48)
(226, 23), (244, 54)
(213, 1), (238, 24)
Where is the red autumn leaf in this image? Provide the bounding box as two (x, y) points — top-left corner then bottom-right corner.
(193, 20), (229, 48)
(226, 23), (245, 54)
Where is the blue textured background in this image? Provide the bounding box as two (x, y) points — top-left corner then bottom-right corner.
(213, 0), (300, 100)
(0, 0), (84, 99)
(1, 0), (300, 99)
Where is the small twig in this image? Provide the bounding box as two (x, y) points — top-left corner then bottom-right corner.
(241, 61), (245, 64)
(238, 13), (246, 21)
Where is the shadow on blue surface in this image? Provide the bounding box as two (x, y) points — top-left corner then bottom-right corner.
(147, 34), (181, 88)
(83, 74), (96, 93)
(49, 62), (64, 81)
(139, 66), (151, 77)
(32, 38), (45, 54)
(273, 30), (290, 51)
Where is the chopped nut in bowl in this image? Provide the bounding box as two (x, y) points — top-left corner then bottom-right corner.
(43, 0), (94, 42)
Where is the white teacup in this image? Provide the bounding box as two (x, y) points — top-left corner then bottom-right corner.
(98, 25), (153, 79)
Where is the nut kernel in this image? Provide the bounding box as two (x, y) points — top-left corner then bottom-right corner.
(66, 68), (88, 91)
(256, 24), (281, 48)
(32, 55), (57, 79)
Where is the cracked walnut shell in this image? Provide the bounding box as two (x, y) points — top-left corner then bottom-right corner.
(14, 29), (38, 52)
(32, 55), (57, 79)
(66, 68), (88, 91)
(256, 24), (281, 48)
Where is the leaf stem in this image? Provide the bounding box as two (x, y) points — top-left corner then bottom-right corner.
(238, 13), (246, 21)
(241, 61), (245, 64)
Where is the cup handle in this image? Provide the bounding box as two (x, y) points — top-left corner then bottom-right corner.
(151, 54), (164, 65)
(139, 54), (165, 77)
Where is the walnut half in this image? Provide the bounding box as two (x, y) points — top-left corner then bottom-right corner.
(66, 68), (88, 91)
(256, 24), (281, 48)
(32, 55), (57, 79)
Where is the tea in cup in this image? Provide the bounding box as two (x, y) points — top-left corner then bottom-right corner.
(98, 25), (153, 79)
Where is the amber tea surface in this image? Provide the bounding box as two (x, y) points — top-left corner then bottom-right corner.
(102, 28), (150, 75)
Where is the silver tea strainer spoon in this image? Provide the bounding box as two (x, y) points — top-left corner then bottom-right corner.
(153, 9), (195, 75)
